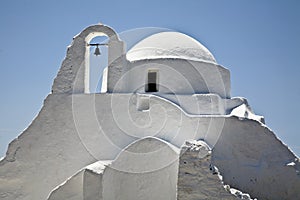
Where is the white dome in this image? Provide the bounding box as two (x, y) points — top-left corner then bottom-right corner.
(126, 31), (216, 63)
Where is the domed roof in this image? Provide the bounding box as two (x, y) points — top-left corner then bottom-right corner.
(126, 31), (216, 63)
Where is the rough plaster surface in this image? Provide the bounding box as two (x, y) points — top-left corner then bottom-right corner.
(177, 140), (237, 200)
(212, 117), (300, 200)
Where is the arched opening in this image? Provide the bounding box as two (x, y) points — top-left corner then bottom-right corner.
(82, 25), (124, 94)
(89, 36), (108, 93)
(84, 32), (110, 94)
(52, 24), (124, 94)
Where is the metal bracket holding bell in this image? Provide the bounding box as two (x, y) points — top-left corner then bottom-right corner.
(87, 43), (108, 56)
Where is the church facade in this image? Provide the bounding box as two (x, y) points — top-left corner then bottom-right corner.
(0, 24), (299, 200)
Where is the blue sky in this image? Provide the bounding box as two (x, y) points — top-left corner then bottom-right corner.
(0, 0), (299, 157)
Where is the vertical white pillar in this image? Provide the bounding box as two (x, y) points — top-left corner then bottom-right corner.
(84, 43), (90, 93)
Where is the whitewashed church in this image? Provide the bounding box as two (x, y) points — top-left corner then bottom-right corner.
(0, 24), (299, 200)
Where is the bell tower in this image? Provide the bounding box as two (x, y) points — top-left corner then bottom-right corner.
(83, 24), (125, 93)
(51, 24), (125, 94)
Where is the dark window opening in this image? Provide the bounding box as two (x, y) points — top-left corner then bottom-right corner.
(146, 71), (158, 92)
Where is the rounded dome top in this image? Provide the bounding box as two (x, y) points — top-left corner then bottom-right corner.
(126, 31), (216, 63)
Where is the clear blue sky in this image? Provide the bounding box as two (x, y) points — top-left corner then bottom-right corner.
(0, 0), (299, 157)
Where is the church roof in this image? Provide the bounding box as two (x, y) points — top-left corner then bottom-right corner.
(126, 31), (216, 63)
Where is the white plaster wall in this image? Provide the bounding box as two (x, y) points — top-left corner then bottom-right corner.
(47, 170), (84, 200)
(117, 59), (230, 98)
(47, 160), (110, 200)
(98, 93), (226, 148)
(177, 140), (238, 200)
(212, 117), (300, 200)
(0, 94), (219, 199)
(0, 94), (96, 200)
(83, 161), (111, 200)
(157, 93), (225, 115)
(83, 170), (102, 200)
(102, 137), (179, 200)
(0, 93), (299, 200)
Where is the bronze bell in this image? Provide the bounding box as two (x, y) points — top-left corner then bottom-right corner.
(94, 46), (101, 56)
